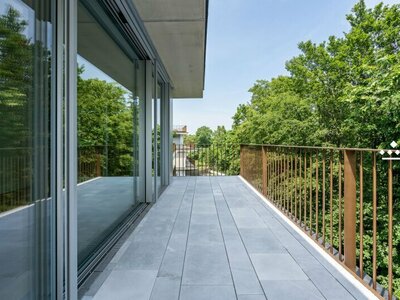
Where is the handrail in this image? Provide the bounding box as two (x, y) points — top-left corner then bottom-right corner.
(240, 144), (397, 300)
(240, 143), (393, 152)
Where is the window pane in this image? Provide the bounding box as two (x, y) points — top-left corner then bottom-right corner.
(0, 0), (54, 298)
(77, 2), (143, 267)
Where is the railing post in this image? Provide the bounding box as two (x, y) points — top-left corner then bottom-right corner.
(240, 145), (244, 177)
(344, 150), (356, 271)
(262, 146), (267, 195)
(96, 152), (101, 177)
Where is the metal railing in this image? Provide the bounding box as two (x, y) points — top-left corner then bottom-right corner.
(172, 144), (239, 176)
(78, 145), (137, 182)
(240, 144), (398, 299)
(0, 148), (31, 212)
(0, 145), (135, 213)
(78, 146), (103, 183)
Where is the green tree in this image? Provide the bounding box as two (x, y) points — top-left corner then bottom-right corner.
(226, 1), (400, 296)
(213, 126), (227, 145)
(183, 134), (196, 145)
(0, 7), (33, 149)
(195, 126), (213, 145)
(77, 66), (135, 176)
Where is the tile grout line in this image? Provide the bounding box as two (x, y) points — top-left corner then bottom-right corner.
(216, 178), (268, 299)
(210, 177), (239, 300)
(238, 176), (377, 300)
(148, 177), (191, 300)
(177, 177), (197, 300)
(237, 181), (357, 299)
(235, 181), (329, 300)
(214, 177), (268, 299)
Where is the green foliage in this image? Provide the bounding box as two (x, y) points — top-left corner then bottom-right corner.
(231, 0), (400, 150)
(0, 8), (44, 211)
(195, 126), (213, 146)
(197, 0), (400, 295)
(184, 134), (196, 145)
(0, 7), (33, 149)
(77, 67), (137, 177)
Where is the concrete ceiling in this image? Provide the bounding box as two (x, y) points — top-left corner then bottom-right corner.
(132, 0), (208, 98)
(78, 2), (136, 93)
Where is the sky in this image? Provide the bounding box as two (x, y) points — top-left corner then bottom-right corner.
(3, 0), (398, 135)
(173, 0), (400, 134)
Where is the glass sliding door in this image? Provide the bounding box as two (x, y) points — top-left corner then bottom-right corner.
(77, 1), (144, 268)
(152, 79), (163, 199)
(0, 0), (55, 299)
(156, 82), (163, 194)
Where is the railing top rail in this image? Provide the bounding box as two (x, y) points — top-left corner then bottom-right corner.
(240, 143), (393, 153)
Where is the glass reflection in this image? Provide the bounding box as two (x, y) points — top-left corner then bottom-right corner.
(0, 0), (53, 299)
(77, 2), (142, 267)
(156, 83), (162, 193)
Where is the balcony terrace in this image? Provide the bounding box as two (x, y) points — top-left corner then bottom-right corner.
(81, 176), (375, 300)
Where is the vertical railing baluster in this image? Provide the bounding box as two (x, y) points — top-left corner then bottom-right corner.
(262, 146), (267, 196)
(277, 149), (282, 208)
(344, 150), (356, 271)
(282, 149), (284, 209)
(282, 149), (285, 210)
(191, 144), (193, 175)
(359, 152), (364, 278)
(315, 150), (319, 241)
(275, 150), (278, 205)
(388, 158), (393, 300)
(272, 150), (275, 203)
(286, 149), (289, 212)
(179, 144), (181, 177)
(322, 151), (326, 247)
(309, 152), (313, 235)
(330, 150), (333, 254)
(268, 147), (271, 198)
(299, 150), (302, 224)
(277, 149), (280, 207)
(372, 151), (377, 290)
(277, 150), (280, 207)
(339, 151), (343, 261)
(294, 150), (297, 220)
(304, 151), (307, 228)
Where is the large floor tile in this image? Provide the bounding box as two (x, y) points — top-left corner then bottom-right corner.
(150, 277), (181, 300)
(84, 177), (373, 300)
(182, 244), (232, 285)
(179, 285), (236, 300)
(261, 280), (324, 300)
(93, 270), (157, 300)
(250, 253), (308, 281)
(239, 228), (285, 254)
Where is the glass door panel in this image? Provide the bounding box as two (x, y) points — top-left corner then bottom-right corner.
(0, 0), (54, 298)
(156, 82), (162, 195)
(77, 1), (143, 267)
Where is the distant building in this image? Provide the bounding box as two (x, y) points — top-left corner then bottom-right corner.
(173, 125), (188, 145)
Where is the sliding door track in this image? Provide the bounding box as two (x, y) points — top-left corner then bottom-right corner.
(77, 203), (150, 288)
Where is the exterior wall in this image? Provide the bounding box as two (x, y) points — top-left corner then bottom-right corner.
(173, 134), (185, 145)
(0, 0), (174, 299)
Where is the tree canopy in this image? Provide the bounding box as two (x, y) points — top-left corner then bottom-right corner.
(203, 1), (400, 296)
(195, 126), (214, 145)
(229, 0), (400, 150)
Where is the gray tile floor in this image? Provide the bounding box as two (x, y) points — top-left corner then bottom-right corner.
(84, 176), (372, 300)
(0, 177), (138, 300)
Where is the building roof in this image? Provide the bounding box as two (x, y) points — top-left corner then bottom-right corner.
(132, 0), (208, 98)
(173, 125), (188, 134)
